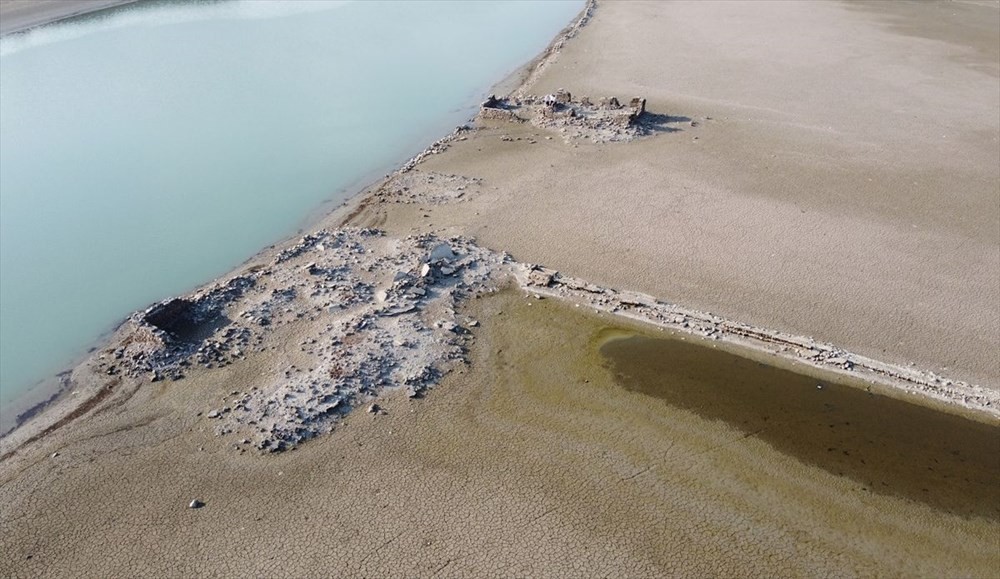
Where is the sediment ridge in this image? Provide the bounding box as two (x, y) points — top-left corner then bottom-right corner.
(4, 220), (996, 458)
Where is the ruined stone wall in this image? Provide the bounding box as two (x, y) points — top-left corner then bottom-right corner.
(478, 107), (524, 123)
(476, 88), (650, 142)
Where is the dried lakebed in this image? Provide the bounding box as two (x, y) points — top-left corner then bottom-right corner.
(1, 290), (997, 577)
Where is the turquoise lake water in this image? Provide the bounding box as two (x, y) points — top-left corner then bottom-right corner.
(0, 0), (583, 416)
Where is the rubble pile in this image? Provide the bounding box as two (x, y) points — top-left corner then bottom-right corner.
(478, 89), (649, 142)
(101, 228), (513, 450)
(371, 170), (481, 205)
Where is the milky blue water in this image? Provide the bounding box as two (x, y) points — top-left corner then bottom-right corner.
(0, 0), (583, 415)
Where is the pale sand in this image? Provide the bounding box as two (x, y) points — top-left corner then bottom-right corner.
(1, 0), (999, 576)
(0, 0), (137, 35)
(351, 0), (1000, 388)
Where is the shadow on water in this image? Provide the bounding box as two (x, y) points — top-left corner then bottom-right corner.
(600, 334), (1000, 521)
(636, 112), (689, 134)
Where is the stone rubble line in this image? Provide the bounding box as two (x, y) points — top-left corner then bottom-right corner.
(101, 227), (998, 454)
(517, 265), (1000, 419)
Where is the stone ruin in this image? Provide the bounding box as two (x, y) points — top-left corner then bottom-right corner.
(478, 89), (648, 142)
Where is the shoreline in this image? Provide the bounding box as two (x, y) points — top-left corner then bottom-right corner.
(2, 1), (998, 575)
(0, 0), (599, 448)
(0, 0), (593, 437)
(0, 0), (139, 36)
(2, 0), (998, 454)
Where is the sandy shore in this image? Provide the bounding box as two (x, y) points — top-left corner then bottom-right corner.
(0, 0), (137, 35)
(1, 0), (998, 576)
(376, 0), (999, 389)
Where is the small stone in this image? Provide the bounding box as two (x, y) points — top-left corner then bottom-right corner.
(368, 403), (381, 414)
(420, 264), (432, 278)
(207, 410), (220, 418)
(429, 243), (456, 262)
(50, 452), (59, 458)
(189, 499), (204, 509)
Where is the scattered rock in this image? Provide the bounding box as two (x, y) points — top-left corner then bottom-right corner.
(188, 499), (204, 509)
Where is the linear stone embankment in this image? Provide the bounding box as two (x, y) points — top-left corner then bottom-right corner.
(9, 228), (990, 457)
(517, 265), (1000, 416)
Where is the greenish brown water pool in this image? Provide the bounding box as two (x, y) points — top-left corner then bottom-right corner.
(600, 333), (1000, 521)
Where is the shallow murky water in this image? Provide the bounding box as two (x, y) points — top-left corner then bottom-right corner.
(600, 332), (1000, 521)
